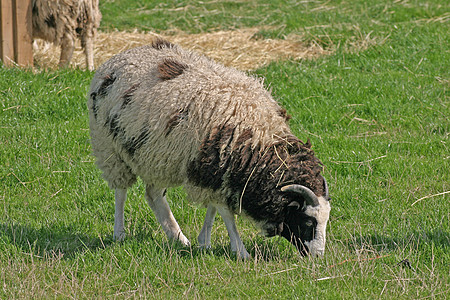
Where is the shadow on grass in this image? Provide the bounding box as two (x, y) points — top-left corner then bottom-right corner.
(130, 223), (300, 261)
(0, 222), (114, 259)
(345, 229), (450, 253)
(176, 242), (297, 262)
(0, 221), (302, 262)
(0, 221), (229, 260)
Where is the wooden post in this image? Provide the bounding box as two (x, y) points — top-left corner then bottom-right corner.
(13, 0), (33, 67)
(0, 0), (14, 66)
(0, 0), (33, 67)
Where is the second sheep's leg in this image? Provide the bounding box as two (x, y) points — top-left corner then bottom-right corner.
(59, 32), (75, 68)
(145, 185), (191, 247)
(198, 204), (217, 249)
(81, 33), (95, 71)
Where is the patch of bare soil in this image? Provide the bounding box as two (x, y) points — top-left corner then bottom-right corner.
(33, 28), (331, 71)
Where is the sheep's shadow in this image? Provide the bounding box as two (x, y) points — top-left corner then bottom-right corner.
(0, 221), (298, 261)
(132, 228), (291, 261)
(0, 222), (112, 259)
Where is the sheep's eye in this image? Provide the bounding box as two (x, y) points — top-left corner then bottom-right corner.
(305, 220), (313, 227)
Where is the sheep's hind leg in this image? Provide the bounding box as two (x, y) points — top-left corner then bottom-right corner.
(145, 185), (190, 246)
(198, 204), (217, 249)
(217, 207), (251, 259)
(81, 33), (95, 71)
(114, 188), (127, 241)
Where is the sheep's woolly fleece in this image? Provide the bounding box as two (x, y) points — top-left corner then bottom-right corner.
(33, 28), (330, 71)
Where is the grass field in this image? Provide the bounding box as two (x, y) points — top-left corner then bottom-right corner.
(1, 0), (449, 298)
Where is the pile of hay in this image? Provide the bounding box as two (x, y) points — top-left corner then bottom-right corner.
(33, 28), (330, 71)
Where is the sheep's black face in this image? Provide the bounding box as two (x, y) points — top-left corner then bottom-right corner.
(280, 196), (330, 256)
(280, 208), (316, 256)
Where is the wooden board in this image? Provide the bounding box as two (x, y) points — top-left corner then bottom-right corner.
(13, 0), (33, 66)
(0, 0), (33, 67)
(0, 0), (15, 66)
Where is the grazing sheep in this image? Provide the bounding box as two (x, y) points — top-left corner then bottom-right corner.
(87, 39), (331, 259)
(32, 0), (101, 70)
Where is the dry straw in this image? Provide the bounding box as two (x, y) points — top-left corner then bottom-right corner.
(33, 28), (330, 71)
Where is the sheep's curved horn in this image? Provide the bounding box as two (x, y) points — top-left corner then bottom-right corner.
(281, 184), (319, 207)
(323, 177), (329, 200)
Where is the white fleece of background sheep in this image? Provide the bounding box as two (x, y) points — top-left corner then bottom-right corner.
(32, 0), (101, 70)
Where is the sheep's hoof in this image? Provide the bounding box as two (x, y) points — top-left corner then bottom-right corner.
(198, 243), (212, 250)
(113, 231), (126, 242)
(177, 234), (191, 247)
(234, 249), (251, 260)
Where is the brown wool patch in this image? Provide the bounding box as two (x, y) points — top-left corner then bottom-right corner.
(92, 73), (116, 119)
(44, 15), (56, 28)
(121, 83), (139, 109)
(99, 74), (115, 94)
(157, 58), (188, 81)
(265, 137), (325, 196)
(122, 125), (151, 157)
(234, 128), (254, 149)
(165, 108), (189, 135)
(187, 124), (236, 191)
(187, 122), (326, 220)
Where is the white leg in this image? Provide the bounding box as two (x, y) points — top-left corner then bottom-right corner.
(198, 204), (217, 248)
(145, 185), (190, 246)
(114, 188), (127, 241)
(83, 35), (95, 71)
(217, 207), (251, 259)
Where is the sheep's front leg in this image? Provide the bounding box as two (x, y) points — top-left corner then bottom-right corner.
(114, 188), (127, 241)
(145, 185), (190, 246)
(217, 207), (251, 259)
(198, 204), (217, 249)
(59, 33), (75, 68)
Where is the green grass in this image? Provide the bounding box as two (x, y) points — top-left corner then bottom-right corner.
(1, 0), (449, 298)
